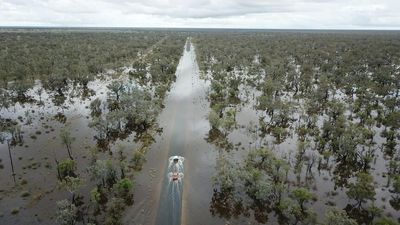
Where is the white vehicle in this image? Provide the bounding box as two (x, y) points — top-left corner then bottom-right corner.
(168, 156), (184, 182)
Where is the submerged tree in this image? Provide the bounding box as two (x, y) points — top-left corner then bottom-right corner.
(131, 150), (146, 171)
(58, 176), (84, 203)
(60, 128), (75, 160)
(113, 178), (134, 205)
(105, 197), (125, 225)
(90, 98), (102, 117)
(107, 80), (124, 103)
(390, 175), (400, 210)
(88, 159), (118, 189)
(374, 217), (400, 225)
(56, 199), (78, 225)
(57, 159), (76, 180)
(277, 197), (317, 225)
(240, 148), (290, 206)
(324, 208), (357, 225)
(347, 172), (376, 208)
(213, 155), (236, 192)
(291, 188), (316, 212)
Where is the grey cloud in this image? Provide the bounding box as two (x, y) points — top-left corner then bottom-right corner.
(0, 0), (399, 29)
(115, 0), (290, 18)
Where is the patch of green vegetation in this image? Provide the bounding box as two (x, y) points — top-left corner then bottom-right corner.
(20, 191), (30, 198)
(20, 179), (28, 185)
(11, 208), (19, 215)
(113, 178), (134, 204)
(57, 159), (76, 180)
(195, 31), (400, 224)
(131, 151), (146, 171)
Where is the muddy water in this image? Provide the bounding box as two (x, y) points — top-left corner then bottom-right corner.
(153, 39), (217, 225)
(0, 76), (144, 224)
(123, 40), (222, 225)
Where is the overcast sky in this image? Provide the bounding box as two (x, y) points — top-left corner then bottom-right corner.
(0, 0), (399, 29)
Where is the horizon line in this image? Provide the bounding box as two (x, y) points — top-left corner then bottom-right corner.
(0, 25), (400, 31)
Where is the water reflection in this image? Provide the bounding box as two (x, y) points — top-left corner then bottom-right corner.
(199, 33), (400, 223)
(210, 189), (245, 220)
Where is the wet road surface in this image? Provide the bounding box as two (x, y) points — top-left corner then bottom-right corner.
(124, 39), (219, 225)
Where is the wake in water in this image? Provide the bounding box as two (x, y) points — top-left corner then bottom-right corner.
(168, 156), (185, 182)
(164, 156), (184, 225)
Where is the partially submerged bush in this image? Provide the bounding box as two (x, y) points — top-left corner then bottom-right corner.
(131, 151), (146, 171)
(20, 191), (30, 198)
(56, 199), (77, 225)
(57, 159), (76, 180)
(105, 197), (125, 225)
(11, 207), (19, 215)
(324, 208), (357, 225)
(90, 98), (102, 117)
(113, 178), (134, 204)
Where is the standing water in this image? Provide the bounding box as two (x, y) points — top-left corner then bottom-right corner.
(124, 38), (221, 225)
(154, 38), (204, 225)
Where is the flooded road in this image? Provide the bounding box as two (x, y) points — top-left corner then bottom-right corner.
(124, 39), (220, 225)
(2, 31), (398, 225)
(154, 39), (215, 225)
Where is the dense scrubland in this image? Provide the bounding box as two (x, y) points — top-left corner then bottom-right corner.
(193, 31), (400, 225)
(0, 29), (186, 225)
(0, 29), (399, 225)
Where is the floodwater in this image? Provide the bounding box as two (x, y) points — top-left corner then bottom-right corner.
(1, 37), (398, 225)
(126, 39), (399, 225)
(124, 40), (223, 225)
(0, 75), (142, 224)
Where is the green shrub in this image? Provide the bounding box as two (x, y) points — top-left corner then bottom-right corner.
(113, 178), (134, 204)
(11, 208), (19, 215)
(105, 198), (125, 225)
(57, 159), (76, 180)
(20, 191), (30, 198)
(131, 151), (146, 171)
(374, 217), (400, 225)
